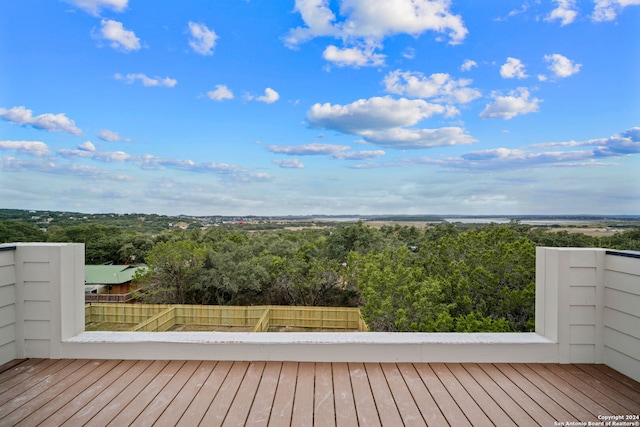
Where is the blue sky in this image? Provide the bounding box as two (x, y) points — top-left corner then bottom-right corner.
(1, 0), (638, 216)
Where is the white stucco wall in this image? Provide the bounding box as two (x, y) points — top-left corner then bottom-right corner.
(0, 247), (17, 366)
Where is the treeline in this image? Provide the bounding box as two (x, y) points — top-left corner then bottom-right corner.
(2, 220), (639, 332)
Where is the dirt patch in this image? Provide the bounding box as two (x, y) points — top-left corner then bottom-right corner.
(85, 322), (137, 331)
(168, 324), (255, 332)
(548, 227), (618, 237)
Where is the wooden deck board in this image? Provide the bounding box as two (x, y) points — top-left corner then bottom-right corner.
(85, 360), (170, 427)
(313, 362), (335, 427)
(14, 359), (122, 427)
(222, 361), (266, 427)
(381, 362), (427, 426)
(542, 363), (636, 416)
(0, 359), (638, 427)
(176, 360), (233, 426)
(431, 363), (493, 426)
(349, 363), (382, 427)
(332, 362), (358, 427)
(268, 361), (298, 427)
(478, 363), (556, 426)
(449, 363), (519, 426)
(200, 361), (250, 427)
(397, 363), (448, 426)
(291, 362), (315, 427)
(493, 363), (576, 422)
(245, 361), (282, 427)
(413, 362), (472, 427)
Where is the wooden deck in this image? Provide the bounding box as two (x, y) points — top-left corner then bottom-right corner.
(1, 359), (639, 426)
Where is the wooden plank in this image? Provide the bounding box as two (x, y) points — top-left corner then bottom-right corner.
(493, 364), (576, 422)
(291, 362), (315, 427)
(349, 363), (382, 427)
(59, 360), (152, 425)
(591, 363), (640, 392)
(108, 360), (186, 426)
(268, 361), (298, 427)
(128, 360), (202, 427)
(462, 363), (533, 426)
(0, 359), (50, 387)
(41, 360), (138, 427)
(332, 362), (358, 427)
(82, 360), (169, 427)
(478, 364), (556, 426)
(153, 361), (217, 427)
(313, 362), (336, 427)
(532, 364), (611, 418)
(13, 359), (121, 427)
(556, 364), (640, 413)
(509, 364), (597, 422)
(200, 361), (250, 427)
(413, 363), (471, 427)
(245, 361), (282, 427)
(380, 363), (427, 427)
(362, 363), (401, 427)
(0, 359), (89, 422)
(0, 359), (72, 405)
(543, 364), (634, 415)
(397, 363), (448, 427)
(431, 363), (493, 426)
(0, 359), (27, 377)
(447, 363), (518, 426)
(222, 361), (266, 427)
(175, 360), (233, 427)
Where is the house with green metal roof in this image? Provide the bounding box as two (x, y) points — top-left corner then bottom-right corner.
(84, 264), (147, 295)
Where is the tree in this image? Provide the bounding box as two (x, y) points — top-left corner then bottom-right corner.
(138, 240), (207, 304)
(0, 221), (46, 243)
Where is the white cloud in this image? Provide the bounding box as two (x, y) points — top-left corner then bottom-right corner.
(285, 0), (468, 53)
(307, 96), (448, 134)
(187, 22), (218, 55)
(383, 70), (481, 104)
(114, 73), (177, 87)
(544, 53), (582, 78)
(64, 0), (128, 16)
(267, 143), (350, 156)
(0, 140), (52, 157)
(1, 157), (132, 180)
(98, 19), (141, 52)
(479, 88), (541, 120)
(460, 59), (477, 72)
(78, 141), (96, 151)
(268, 143), (385, 160)
(593, 0), (640, 21)
(255, 88), (280, 104)
(546, 0), (578, 25)
(322, 45), (385, 67)
(273, 159), (305, 169)
(359, 127), (476, 149)
(207, 85), (234, 101)
(417, 128), (640, 171)
(0, 106), (82, 135)
(500, 57), (528, 79)
(98, 129), (130, 142)
(58, 147), (131, 162)
(334, 150), (386, 160)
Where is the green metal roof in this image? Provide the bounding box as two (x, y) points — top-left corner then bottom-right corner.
(84, 265), (147, 285)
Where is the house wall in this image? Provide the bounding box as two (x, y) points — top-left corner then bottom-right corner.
(535, 247), (640, 382)
(0, 247), (17, 365)
(0, 243), (84, 366)
(603, 252), (640, 382)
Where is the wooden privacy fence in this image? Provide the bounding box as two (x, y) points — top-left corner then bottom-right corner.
(85, 304), (369, 332)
